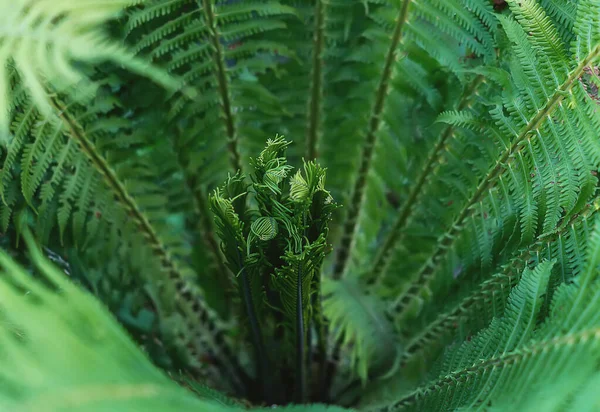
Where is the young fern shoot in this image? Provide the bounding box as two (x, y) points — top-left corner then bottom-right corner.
(210, 136), (338, 404)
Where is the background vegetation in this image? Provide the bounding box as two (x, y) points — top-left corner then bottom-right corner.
(2, 0), (600, 410)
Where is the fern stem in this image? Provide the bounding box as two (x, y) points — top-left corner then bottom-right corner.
(378, 328), (600, 411)
(331, 0), (412, 280)
(296, 261), (307, 403)
(388, 45), (600, 320)
(311, 270), (327, 400)
(366, 75), (484, 286)
(237, 251), (271, 402)
(306, 0), (327, 160)
(200, 0), (243, 172)
(52, 99), (248, 394)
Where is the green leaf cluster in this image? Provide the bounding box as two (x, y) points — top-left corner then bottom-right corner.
(210, 136), (337, 403)
(1, 0), (600, 411)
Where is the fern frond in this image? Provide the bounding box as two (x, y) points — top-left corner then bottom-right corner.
(52, 98), (247, 393)
(0, 232), (232, 412)
(380, 217), (600, 411)
(210, 177), (271, 398)
(366, 76), (484, 286)
(380, 259), (556, 410)
(210, 139), (338, 403)
(401, 207), (596, 370)
(388, 40), (600, 324)
(322, 277), (397, 384)
(384, 328), (600, 411)
(541, 0), (578, 45)
(328, 0), (498, 280)
(330, 0), (412, 280)
(274, 239), (328, 401)
(0, 0), (179, 140)
(572, 0), (600, 60)
(128, 0), (295, 179)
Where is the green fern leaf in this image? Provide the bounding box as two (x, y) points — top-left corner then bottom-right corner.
(0, 0), (179, 140)
(322, 277), (398, 384)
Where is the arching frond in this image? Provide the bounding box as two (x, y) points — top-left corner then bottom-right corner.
(322, 277), (398, 384)
(399, 207), (596, 371)
(328, 0), (497, 280)
(126, 0), (296, 178)
(0, 232), (232, 412)
(0, 0), (178, 140)
(387, 0), (600, 328)
(378, 218), (600, 411)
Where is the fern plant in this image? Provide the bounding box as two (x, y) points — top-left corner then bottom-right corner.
(2, 0), (600, 410)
